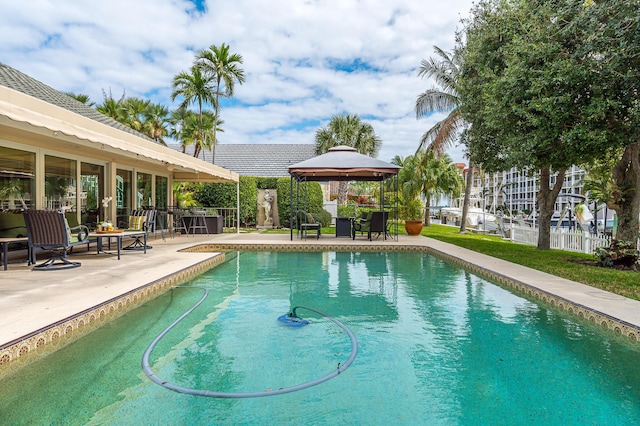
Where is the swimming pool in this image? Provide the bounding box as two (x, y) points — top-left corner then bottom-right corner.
(2, 250), (640, 424)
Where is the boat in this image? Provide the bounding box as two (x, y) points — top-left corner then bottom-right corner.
(439, 195), (498, 233)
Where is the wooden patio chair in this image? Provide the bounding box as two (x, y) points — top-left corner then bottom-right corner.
(23, 209), (90, 270)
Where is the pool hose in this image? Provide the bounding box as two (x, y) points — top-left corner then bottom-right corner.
(141, 287), (358, 398)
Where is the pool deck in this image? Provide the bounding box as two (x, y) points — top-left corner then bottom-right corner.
(2, 231), (640, 363)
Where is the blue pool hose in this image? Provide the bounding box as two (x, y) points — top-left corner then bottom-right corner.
(141, 287), (358, 398)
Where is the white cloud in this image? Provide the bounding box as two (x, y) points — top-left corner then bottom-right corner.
(1, 0), (474, 164)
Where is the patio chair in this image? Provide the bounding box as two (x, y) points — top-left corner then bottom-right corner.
(352, 211), (389, 241)
(296, 210), (320, 239)
(120, 209), (156, 250)
(23, 209), (90, 270)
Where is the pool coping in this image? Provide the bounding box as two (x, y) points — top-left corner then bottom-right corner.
(2, 237), (639, 375)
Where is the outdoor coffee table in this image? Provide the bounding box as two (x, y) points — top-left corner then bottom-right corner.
(90, 230), (147, 260)
(0, 237), (28, 270)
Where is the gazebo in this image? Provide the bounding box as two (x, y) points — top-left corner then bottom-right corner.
(287, 146), (400, 240)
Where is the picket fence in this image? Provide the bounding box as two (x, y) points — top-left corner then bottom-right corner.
(510, 225), (613, 254)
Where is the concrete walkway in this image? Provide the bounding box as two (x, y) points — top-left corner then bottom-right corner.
(2, 231), (639, 354)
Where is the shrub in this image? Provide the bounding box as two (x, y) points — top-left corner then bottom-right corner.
(276, 177), (325, 228)
(594, 240), (639, 268)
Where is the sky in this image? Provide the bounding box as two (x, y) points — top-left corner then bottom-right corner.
(1, 0), (475, 165)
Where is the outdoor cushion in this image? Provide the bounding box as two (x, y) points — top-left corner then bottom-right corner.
(0, 211), (28, 238)
(128, 215), (146, 230)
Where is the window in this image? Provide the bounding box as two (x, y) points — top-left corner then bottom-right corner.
(155, 176), (168, 209)
(116, 169), (132, 224)
(0, 146), (35, 210)
(45, 155), (76, 210)
(81, 162), (104, 225)
(136, 172), (152, 208)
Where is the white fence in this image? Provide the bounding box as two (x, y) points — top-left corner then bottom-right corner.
(510, 225), (612, 254)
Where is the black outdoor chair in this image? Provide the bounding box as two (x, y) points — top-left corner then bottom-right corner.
(23, 209), (90, 270)
(120, 209), (156, 250)
(296, 210), (320, 239)
(352, 211), (389, 241)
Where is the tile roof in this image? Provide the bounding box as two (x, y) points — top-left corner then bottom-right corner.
(0, 62), (152, 141)
(170, 143), (317, 177)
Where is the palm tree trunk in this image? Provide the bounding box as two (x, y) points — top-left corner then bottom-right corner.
(459, 162), (474, 234)
(424, 198), (431, 226)
(338, 181), (349, 206)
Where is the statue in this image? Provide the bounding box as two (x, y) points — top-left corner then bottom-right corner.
(263, 189), (274, 226)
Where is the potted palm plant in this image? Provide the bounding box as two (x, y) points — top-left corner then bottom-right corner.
(394, 154), (424, 236)
(399, 194), (424, 236)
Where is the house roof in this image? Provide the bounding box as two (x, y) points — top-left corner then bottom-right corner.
(0, 62), (237, 183)
(173, 143), (317, 177)
(0, 62), (152, 141)
(288, 146), (400, 181)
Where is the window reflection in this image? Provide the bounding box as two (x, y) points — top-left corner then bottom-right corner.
(81, 162), (104, 227)
(0, 146), (35, 211)
(45, 155), (76, 211)
(116, 169), (132, 224)
(137, 172), (152, 208)
(155, 176), (168, 210)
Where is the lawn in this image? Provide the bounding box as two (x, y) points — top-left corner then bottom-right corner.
(420, 224), (640, 301)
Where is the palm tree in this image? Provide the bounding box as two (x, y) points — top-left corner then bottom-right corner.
(314, 113), (382, 205)
(122, 97), (150, 132)
(415, 46), (471, 233)
(393, 152), (463, 225)
(66, 93), (95, 107)
(171, 65), (216, 158)
(195, 43), (245, 163)
(97, 89), (127, 122)
(415, 151), (464, 226)
(142, 103), (169, 145)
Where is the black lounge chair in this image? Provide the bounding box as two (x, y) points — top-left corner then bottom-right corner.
(23, 209), (90, 270)
(352, 211), (389, 241)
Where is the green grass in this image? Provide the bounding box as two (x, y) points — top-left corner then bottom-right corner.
(420, 224), (640, 301)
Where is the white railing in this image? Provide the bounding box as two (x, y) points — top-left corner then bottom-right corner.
(510, 225), (612, 254)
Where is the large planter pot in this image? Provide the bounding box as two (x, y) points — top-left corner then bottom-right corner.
(404, 220), (423, 236)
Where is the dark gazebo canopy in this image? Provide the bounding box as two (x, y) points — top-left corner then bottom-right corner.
(288, 146), (400, 181)
(288, 146), (400, 240)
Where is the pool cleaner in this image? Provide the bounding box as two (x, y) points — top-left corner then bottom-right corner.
(142, 287), (357, 398)
(277, 311), (309, 327)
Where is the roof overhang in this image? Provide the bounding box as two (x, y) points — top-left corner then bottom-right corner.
(0, 86), (238, 183)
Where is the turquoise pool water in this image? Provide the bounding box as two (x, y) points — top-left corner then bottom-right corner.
(2, 251), (640, 425)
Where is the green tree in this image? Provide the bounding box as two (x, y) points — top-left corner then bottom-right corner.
(96, 89), (126, 122)
(142, 103), (169, 145)
(393, 152), (463, 225)
(171, 65), (216, 159)
(314, 113), (382, 205)
(121, 97), (150, 132)
(195, 43), (245, 163)
(457, 0), (637, 249)
(415, 46), (473, 233)
(66, 93), (95, 107)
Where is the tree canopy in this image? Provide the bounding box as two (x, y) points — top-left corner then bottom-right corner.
(457, 0), (640, 247)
